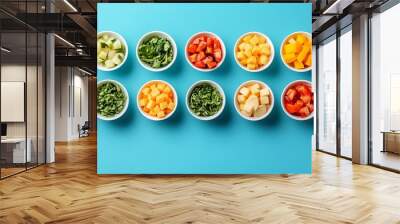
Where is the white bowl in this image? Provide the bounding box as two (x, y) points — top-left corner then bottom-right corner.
(97, 79), (129, 121)
(281, 80), (314, 121)
(185, 31), (226, 72)
(136, 31), (177, 72)
(234, 32), (275, 73)
(97, 31), (128, 72)
(280, 31), (312, 73)
(234, 80), (274, 121)
(137, 80), (178, 121)
(186, 80), (225, 121)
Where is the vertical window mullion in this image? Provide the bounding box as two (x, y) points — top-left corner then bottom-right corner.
(316, 45), (320, 150)
(336, 29), (341, 157)
(25, 0), (28, 171)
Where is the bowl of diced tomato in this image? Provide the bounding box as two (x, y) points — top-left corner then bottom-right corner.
(185, 32), (225, 72)
(281, 80), (314, 121)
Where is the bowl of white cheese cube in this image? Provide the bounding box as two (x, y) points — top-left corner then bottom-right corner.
(234, 80), (274, 121)
(97, 31), (128, 72)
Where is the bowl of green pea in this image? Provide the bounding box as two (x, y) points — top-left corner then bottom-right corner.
(97, 79), (129, 121)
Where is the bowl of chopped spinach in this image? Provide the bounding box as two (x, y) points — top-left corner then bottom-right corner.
(97, 80), (129, 121)
(136, 31), (177, 72)
(186, 80), (225, 121)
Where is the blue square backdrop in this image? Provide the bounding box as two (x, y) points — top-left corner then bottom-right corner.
(97, 3), (313, 174)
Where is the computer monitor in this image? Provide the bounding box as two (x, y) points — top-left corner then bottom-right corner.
(1, 123), (7, 137)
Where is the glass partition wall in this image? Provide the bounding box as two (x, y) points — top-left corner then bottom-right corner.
(0, 4), (46, 179)
(316, 27), (353, 159)
(339, 27), (352, 159)
(370, 3), (400, 171)
(317, 35), (337, 155)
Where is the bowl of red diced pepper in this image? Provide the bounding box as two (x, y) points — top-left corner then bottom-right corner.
(281, 80), (314, 121)
(185, 32), (225, 72)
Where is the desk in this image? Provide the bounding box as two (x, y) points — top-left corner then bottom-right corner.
(381, 131), (400, 154)
(1, 138), (31, 163)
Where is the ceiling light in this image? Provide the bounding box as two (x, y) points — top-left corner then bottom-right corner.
(63, 0), (78, 12)
(78, 67), (93, 76)
(322, 0), (354, 15)
(54, 34), (75, 48)
(1, 47), (11, 53)
(323, 0), (343, 14)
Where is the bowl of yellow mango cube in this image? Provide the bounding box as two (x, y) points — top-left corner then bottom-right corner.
(281, 32), (312, 72)
(137, 80), (178, 121)
(234, 32), (274, 72)
(234, 80), (274, 121)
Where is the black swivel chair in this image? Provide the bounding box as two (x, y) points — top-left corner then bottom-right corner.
(78, 121), (90, 138)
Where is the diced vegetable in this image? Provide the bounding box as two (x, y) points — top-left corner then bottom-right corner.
(236, 82), (272, 118)
(97, 33), (126, 69)
(282, 33), (312, 70)
(138, 81), (175, 119)
(187, 34), (223, 70)
(236, 33), (271, 71)
(283, 82), (314, 118)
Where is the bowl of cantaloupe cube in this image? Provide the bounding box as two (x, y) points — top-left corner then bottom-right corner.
(234, 32), (275, 72)
(137, 80), (178, 121)
(234, 80), (274, 121)
(234, 32), (274, 72)
(280, 32), (312, 72)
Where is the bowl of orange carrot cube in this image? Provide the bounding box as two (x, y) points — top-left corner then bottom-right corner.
(234, 32), (274, 72)
(137, 80), (178, 121)
(280, 32), (312, 72)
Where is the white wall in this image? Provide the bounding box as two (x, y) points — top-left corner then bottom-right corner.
(54, 67), (89, 141)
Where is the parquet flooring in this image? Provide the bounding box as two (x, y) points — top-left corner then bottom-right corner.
(1, 135), (400, 224)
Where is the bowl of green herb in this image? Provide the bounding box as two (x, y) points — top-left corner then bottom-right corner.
(186, 80), (225, 121)
(97, 80), (129, 121)
(136, 31), (177, 72)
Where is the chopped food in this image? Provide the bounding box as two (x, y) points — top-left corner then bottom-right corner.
(138, 81), (176, 119)
(97, 33), (126, 69)
(188, 83), (223, 117)
(236, 82), (272, 118)
(236, 33), (272, 71)
(138, 35), (174, 69)
(97, 82), (127, 117)
(282, 33), (312, 70)
(283, 82), (314, 118)
(187, 34), (223, 70)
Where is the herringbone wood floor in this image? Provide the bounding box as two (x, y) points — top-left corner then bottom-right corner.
(1, 135), (400, 224)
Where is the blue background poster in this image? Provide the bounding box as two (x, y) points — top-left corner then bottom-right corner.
(97, 3), (313, 174)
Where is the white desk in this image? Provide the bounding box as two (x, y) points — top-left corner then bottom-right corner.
(1, 138), (31, 163)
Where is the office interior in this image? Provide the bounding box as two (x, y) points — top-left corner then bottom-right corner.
(0, 0), (400, 222)
(0, 0), (399, 180)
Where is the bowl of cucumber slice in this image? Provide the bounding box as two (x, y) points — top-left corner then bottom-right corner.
(97, 31), (128, 72)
